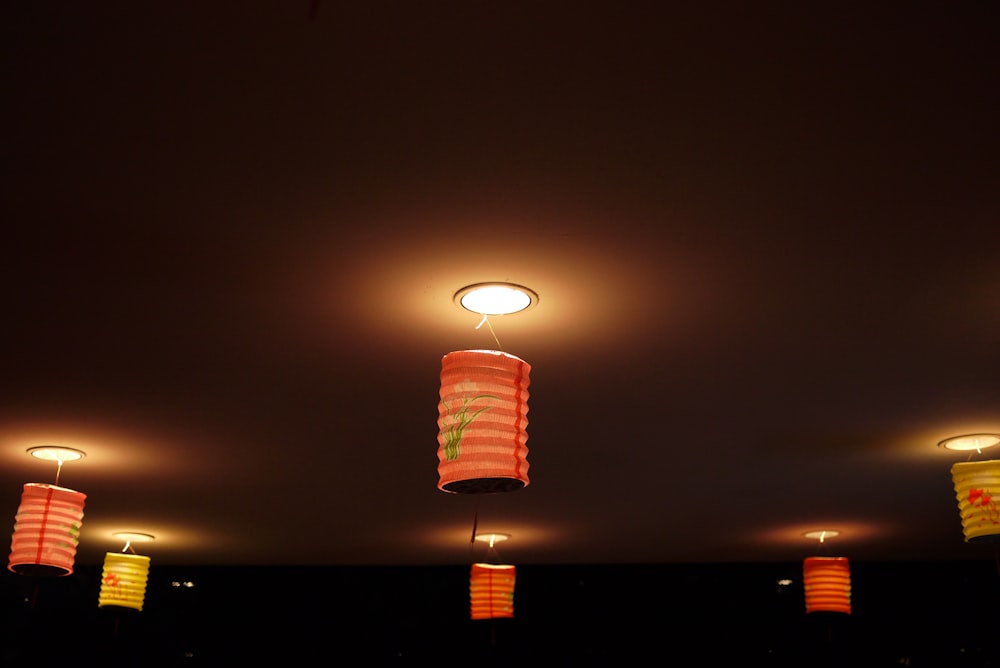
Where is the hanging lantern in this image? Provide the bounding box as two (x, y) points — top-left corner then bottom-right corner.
(8, 482), (87, 576)
(99, 552), (152, 611)
(803, 556), (852, 614)
(437, 349), (531, 494)
(470, 562), (515, 620)
(950, 460), (1000, 543)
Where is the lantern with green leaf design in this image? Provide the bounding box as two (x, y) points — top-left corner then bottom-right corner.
(9, 483), (87, 576)
(437, 349), (531, 493)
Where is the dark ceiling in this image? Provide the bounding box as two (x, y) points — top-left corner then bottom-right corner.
(0, 2), (998, 569)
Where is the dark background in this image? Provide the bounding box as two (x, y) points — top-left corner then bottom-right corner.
(3, 559), (999, 666)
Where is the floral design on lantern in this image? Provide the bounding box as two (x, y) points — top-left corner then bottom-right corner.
(968, 487), (999, 526)
(440, 389), (499, 461)
(103, 572), (122, 598)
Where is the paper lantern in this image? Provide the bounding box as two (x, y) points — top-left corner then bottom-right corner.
(8, 483), (87, 576)
(951, 460), (1000, 543)
(437, 349), (531, 493)
(99, 552), (151, 611)
(803, 556), (852, 614)
(470, 563), (515, 620)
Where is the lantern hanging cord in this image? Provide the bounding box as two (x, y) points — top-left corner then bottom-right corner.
(470, 508), (479, 551)
(53, 459), (64, 486)
(474, 314), (503, 351)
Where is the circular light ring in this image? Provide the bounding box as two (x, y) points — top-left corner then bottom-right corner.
(455, 282), (538, 316)
(112, 531), (156, 543)
(803, 529), (841, 542)
(938, 433), (1000, 452)
(27, 446), (86, 463)
(474, 532), (511, 544)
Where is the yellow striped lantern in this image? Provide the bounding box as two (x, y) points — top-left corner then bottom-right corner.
(99, 552), (152, 612)
(950, 460), (1000, 543)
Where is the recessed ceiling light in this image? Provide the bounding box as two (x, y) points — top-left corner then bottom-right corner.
(803, 529), (840, 543)
(112, 531), (156, 543)
(474, 532), (511, 547)
(938, 433), (1000, 452)
(27, 446), (86, 463)
(455, 283), (538, 316)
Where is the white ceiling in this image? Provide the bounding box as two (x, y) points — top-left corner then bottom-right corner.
(0, 1), (998, 568)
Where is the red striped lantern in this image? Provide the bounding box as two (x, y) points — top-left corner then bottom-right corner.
(950, 460), (1000, 543)
(470, 563), (515, 620)
(803, 556), (852, 614)
(8, 483), (87, 576)
(437, 350), (531, 493)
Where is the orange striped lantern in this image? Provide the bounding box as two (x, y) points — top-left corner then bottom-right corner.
(951, 460), (1000, 543)
(437, 350), (531, 494)
(8, 483), (87, 576)
(99, 552), (152, 611)
(803, 556), (852, 614)
(470, 563), (516, 620)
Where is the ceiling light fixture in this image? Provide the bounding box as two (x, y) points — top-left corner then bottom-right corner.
(27, 446), (86, 463)
(474, 532), (511, 548)
(938, 433), (1000, 452)
(455, 282), (538, 316)
(112, 531), (156, 547)
(802, 529), (840, 543)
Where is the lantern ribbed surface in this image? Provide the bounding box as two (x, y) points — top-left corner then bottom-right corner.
(437, 349), (531, 494)
(470, 563), (515, 620)
(8, 483), (87, 577)
(951, 460), (1000, 543)
(99, 552), (151, 611)
(803, 556), (852, 614)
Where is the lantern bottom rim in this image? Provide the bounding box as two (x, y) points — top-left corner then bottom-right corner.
(965, 534), (1000, 544)
(8, 563), (72, 577)
(440, 477), (527, 494)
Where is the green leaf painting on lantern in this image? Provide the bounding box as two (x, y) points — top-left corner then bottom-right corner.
(441, 389), (499, 461)
(58, 521), (82, 548)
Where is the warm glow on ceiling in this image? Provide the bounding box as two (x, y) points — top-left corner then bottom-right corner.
(455, 283), (538, 316)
